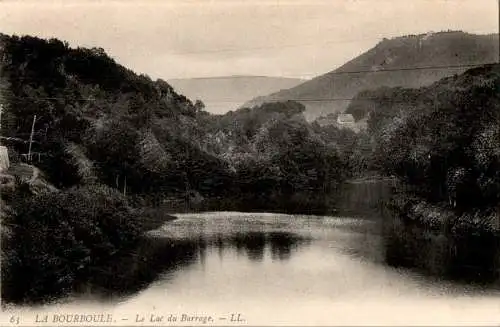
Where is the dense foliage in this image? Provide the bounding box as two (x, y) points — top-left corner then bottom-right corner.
(346, 64), (500, 281)
(0, 34), (352, 213)
(355, 64), (500, 211)
(0, 34), (356, 303)
(1, 184), (143, 303)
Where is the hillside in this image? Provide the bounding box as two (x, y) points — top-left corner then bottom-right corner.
(0, 34), (232, 199)
(364, 63), (500, 281)
(0, 34), (357, 303)
(168, 76), (304, 114)
(0, 34), (354, 214)
(244, 31), (499, 120)
(360, 63), (500, 175)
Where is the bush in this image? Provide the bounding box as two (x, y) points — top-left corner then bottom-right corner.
(2, 184), (142, 304)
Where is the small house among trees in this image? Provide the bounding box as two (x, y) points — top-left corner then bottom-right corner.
(337, 113), (355, 125)
(0, 146), (9, 171)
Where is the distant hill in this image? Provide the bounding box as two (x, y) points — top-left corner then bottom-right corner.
(168, 76), (304, 114)
(244, 31), (499, 120)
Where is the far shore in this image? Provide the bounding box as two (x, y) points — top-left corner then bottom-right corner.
(134, 207), (178, 232)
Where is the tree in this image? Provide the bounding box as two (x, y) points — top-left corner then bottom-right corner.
(194, 100), (205, 113)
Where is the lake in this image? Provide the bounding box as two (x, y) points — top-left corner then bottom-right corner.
(5, 212), (500, 326)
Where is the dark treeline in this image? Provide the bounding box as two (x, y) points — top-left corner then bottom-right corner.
(345, 64), (500, 283)
(0, 34), (356, 213)
(0, 35), (357, 303)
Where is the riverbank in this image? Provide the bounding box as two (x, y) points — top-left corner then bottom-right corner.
(144, 177), (395, 218)
(0, 184), (179, 305)
(133, 207), (177, 231)
(383, 193), (500, 285)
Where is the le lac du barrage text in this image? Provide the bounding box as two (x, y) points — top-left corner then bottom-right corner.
(6, 312), (246, 325)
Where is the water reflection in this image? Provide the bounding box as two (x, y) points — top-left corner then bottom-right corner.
(81, 230), (310, 300)
(75, 237), (200, 300)
(200, 231), (308, 262)
(269, 232), (301, 261)
(233, 232), (267, 261)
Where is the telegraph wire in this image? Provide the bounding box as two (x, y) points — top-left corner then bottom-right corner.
(9, 61), (496, 83)
(3, 62), (497, 104)
(0, 95), (478, 104)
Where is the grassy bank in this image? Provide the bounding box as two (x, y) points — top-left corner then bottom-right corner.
(383, 193), (500, 284)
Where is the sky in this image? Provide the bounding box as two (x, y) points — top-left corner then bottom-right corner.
(0, 0), (498, 80)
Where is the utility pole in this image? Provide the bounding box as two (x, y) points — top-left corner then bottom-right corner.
(0, 104), (3, 145)
(28, 114), (36, 163)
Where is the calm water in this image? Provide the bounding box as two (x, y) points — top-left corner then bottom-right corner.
(6, 212), (500, 326)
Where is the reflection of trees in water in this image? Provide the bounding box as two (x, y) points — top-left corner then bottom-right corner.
(82, 231), (309, 301)
(198, 235), (207, 267)
(268, 232), (299, 261)
(233, 232), (267, 261)
(76, 236), (200, 300)
(195, 231), (309, 262)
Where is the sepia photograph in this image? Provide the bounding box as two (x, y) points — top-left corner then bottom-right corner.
(0, 0), (499, 325)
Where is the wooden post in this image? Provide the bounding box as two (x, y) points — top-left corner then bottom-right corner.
(28, 114), (36, 163)
(0, 104), (3, 142)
